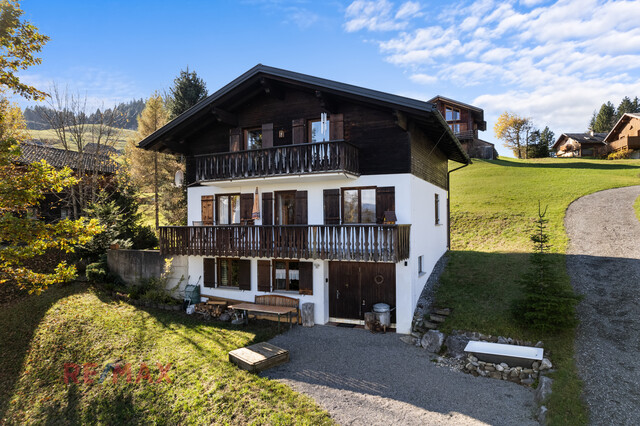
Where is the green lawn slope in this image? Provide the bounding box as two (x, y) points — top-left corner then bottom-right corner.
(27, 126), (135, 152)
(438, 157), (640, 425)
(0, 284), (333, 425)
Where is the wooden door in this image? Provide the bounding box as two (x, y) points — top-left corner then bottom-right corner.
(329, 262), (396, 322)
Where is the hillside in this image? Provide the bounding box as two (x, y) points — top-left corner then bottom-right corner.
(27, 126), (137, 152)
(438, 157), (640, 425)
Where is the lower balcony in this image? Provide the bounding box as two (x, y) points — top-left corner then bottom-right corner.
(159, 224), (410, 262)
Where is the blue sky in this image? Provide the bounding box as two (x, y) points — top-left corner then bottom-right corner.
(16, 0), (640, 157)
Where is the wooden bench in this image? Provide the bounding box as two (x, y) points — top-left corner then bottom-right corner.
(229, 295), (300, 331)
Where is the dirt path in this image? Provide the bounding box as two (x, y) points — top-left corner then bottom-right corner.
(565, 185), (640, 425)
(263, 326), (536, 425)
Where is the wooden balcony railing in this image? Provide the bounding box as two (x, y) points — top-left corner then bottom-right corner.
(194, 140), (359, 182)
(454, 130), (475, 141)
(609, 136), (640, 152)
(159, 224), (410, 262)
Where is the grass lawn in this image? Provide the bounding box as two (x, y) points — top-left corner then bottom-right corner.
(27, 126), (135, 152)
(437, 157), (640, 425)
(0, 283), (333, 425)
(634, 194), (640, 222)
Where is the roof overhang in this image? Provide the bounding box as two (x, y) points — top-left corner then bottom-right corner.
(139, 64), (470, 164)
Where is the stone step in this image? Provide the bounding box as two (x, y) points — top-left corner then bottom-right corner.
(423, 321), (439, 330)
(433, 308), (451, 316)
(429, 314), (447, 323)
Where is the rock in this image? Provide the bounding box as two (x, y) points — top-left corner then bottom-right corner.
(219, 313), (231, 322)
(444, 334), (470, 359)
(489, 372), (502, 379)
(421, 330), (445, 353)
(535, 341), (544, 348)
(507, 337), (514, 344)
(471, 370), (479, 377)
(540, 358), (552, 370)
(536, 376), (553, 404)
(400, 335), (417, 346)
(465, 363), (474, 371)
(497, 336), (508, 344)
(469, 355), (478, 363)
(538, 406), (548, 425)
(510, 369), (519, 378)
(478, 361), (486, 367)
(489, 336), (499, 343)
(523, 368), (534, 375)
(521, 377), (535, 386)
(532, 361), (540, 370)
(411, 331), (422, 339)
(485, 365), (496, 372)
(495, 364), (504, 372)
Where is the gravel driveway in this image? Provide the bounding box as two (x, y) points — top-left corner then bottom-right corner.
(565, 185), (640, 425)
(263, 326), (536, 425)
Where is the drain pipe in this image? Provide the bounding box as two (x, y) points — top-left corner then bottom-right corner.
(447, 161), (471, 249)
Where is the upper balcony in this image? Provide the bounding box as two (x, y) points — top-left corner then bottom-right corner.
(454, 130), (476, 141)
(194, 140), (359, 184)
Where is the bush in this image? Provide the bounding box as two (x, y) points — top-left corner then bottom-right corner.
(606, 148), (633, 160)
(513, 203), (581, 333)
(86, 262), (108, 283)
(132, 225), (158, 249)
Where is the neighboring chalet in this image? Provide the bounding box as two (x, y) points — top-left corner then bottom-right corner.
(429, 96), (497, 159)
(602, 113), (640, 158)
(138, 65), (470, 334)
(553, 132), (606, 157)
(17, 141), (116, 221)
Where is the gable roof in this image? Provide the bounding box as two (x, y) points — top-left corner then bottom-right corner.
(604, 113), (640, 143)
(17, 142), (117, 174)
(427, 95), (487, 131)
(553, 132), (607, 150)
(138, 64), (469, 164)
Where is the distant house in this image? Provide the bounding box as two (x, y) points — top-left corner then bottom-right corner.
(602, 113), (640, 158)
(16, 141), (117, 221)
(553, 132), (607, 157)
(429, 96), (497, 160)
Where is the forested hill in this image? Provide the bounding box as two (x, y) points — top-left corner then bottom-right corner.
(23, 98), (145, 131)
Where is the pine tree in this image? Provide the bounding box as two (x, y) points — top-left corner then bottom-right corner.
(166, 67), (208, 120)
(616, 96), (639, 122)
(591, 102), (616, 133)
(124, 94), (186, 227)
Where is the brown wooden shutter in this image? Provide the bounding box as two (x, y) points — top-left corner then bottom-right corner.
(376, 186), (395, 224)
(238, 259), (251, 290)
(257, 260), (271, 292)
(262, 192), (273, 225)
(329, 113), (344, 141)
(262, 123), (273, 148)
(201, 195), (214, 225)
(292, 119), (306, 144)
(295, 190), (308, 225)
(203, 258), (216, 288)
(230, 128), (241, 152)
(299, 262), (313, 295)
(323, 189), (340, 224)
(240, 193), (253, 223)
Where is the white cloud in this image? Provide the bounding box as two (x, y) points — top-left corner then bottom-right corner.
(395, 1), (422, 20)
(344, 0), (640, 135)
(344, 0), (424, 32)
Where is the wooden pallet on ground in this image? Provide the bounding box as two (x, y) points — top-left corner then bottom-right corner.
(229, 342), (289, 373)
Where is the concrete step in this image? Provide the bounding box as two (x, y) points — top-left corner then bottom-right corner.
(434, 308), (451, 316)
(429, 314), (447, 323)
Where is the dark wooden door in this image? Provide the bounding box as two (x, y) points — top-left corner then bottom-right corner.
(329, 262), (396, 322)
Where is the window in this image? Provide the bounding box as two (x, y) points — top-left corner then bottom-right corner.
(273, 260), (300, 291)
(450, 123), (461, 133)
(342, 187), (376, 223)
(217, 194), (240, 224)
(445, 106), (460, 121)
(418, 255), (424, 275)
(435, 193), (440, 225)
(309, 117), (330, 142)
(245, 128), (262, 150)
(275, 191), (296, 225)
(218, 258), (240, 287)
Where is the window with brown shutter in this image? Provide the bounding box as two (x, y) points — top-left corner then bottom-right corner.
(292, 118), (306, 144)
(230, 128), (241, 152)
(262, 123), (273, 148)
(298, 262), (313, 295)
(238, 259), (251, 291)
(295, 190), (308, 225)
(257, 260), (271, 292)
(323, 189), (340, 224)
(203, 258), (216, 288)
(201, 195), (214, 225)
(240, 193), (254, 224)
(329, 113), (344, 141)
(376, 187), (395, 224)
(262, 192), (273, 225)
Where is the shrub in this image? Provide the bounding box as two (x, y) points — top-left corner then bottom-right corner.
(606, 148), (633, 160)
(132, 225), (159, 249)
(513, 203), (581, 333)
(86, 262), (108, 283)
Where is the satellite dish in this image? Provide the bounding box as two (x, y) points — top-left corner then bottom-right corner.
(174, 170), (184, 187)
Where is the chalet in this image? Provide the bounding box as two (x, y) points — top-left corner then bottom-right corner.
(602, 113), (640, 158)
(138, 65), (470, 334)
(553, 132), (606, 157)
(429, 96), (497, 160)
(17, 141), (116, 221)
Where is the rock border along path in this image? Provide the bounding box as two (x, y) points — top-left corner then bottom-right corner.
(565, 185), (640, 425)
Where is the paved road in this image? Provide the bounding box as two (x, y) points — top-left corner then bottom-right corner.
(565, 185), (640, 425)
(263, 326), (536, 425)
